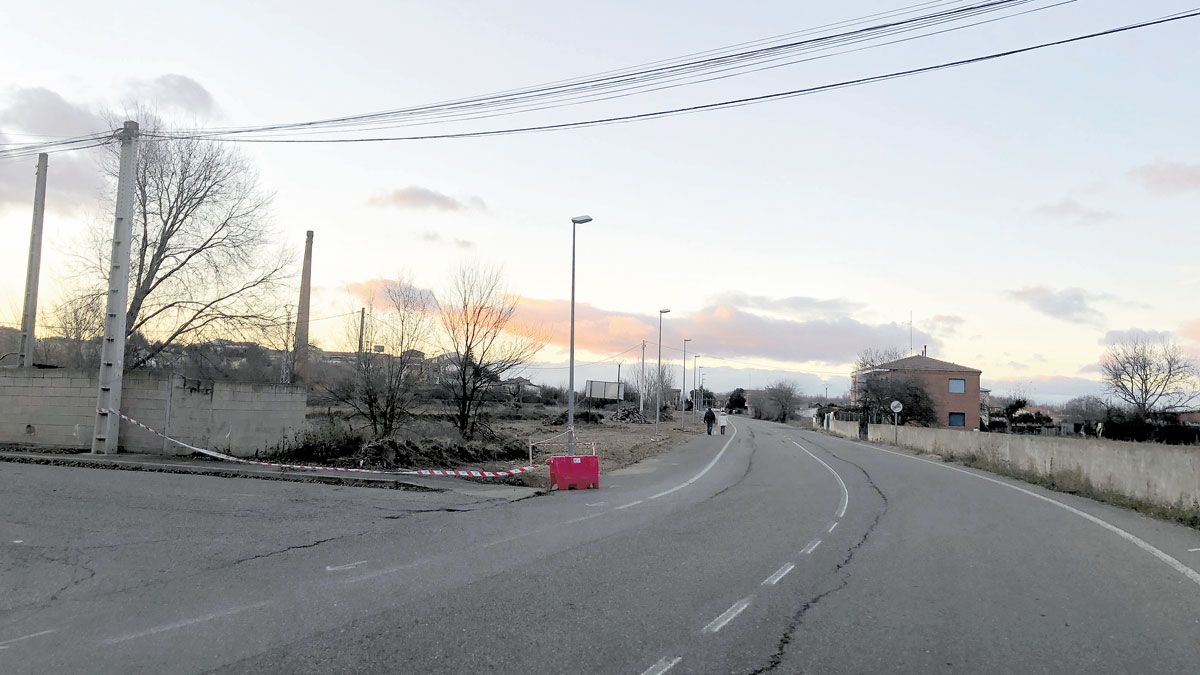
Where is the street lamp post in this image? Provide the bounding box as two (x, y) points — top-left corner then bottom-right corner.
(655, 308), (670, 433)
(567, 215), (592, 455)
(696, 366), (704, 411)
(681, 338), (691, 412)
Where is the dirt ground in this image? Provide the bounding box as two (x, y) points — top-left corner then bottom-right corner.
(491, 412), (711, 489)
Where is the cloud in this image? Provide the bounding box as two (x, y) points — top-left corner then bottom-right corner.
(926, 314), (964, 336)
(419, 230), (475, 249)
(0, 87), (107, 211)
(983, 375), (1106, 404)
(1032, 198), (1115, 225)
(708, 291), (863, 317)
(1181, 319), (1200, 343)
(1007, 361), (1028, 370)
(1077, 362), (1102, 374)
(369, 186), (484, 212)
(514, 299), (937, 366)
(341, 278), (437, 306)
(1099, 327), (1172, 345)
(1008, 287), (1107, 326)
(125, 74), (218, 116)
(1130, 160), (1200, 195)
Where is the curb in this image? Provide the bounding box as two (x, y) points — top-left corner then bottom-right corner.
(0, 452), (442, 492)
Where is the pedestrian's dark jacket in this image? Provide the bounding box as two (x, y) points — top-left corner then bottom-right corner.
(703, 409), (716, 423)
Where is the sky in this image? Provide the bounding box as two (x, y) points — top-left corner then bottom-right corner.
(2, 0), (1199, 403)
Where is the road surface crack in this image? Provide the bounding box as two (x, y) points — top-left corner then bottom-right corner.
(710, 425), (755, 500)
(225, 536), (345, 567)
(748, 439), (889, 674)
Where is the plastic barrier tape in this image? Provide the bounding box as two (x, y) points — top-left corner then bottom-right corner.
(95, 407), (536, 478)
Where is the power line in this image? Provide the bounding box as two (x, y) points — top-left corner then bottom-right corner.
(137, 8), (1199, 146)
(146, 1), (1056, 143)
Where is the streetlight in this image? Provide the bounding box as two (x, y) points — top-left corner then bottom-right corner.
(696, 366), (705, 412)
(567, 214), (592, 455)
(681, 338), (691, 412)
(655, 308), (670, 433)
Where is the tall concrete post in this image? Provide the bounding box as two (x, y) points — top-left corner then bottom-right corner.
(92, 122), (139, 454)
(19, 153), (48, 368)
(292, 230), (314, 382)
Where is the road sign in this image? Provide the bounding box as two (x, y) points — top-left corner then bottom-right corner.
(890, 400), (903, 413)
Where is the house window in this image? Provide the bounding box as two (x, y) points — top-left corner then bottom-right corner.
(948, 378), (966, 394)
(949, 412), (966, 427)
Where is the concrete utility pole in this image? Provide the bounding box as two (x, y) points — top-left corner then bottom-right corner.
(567, 215), (593, 455)
(293, 230), (314, 382)
(639, 340), (646, 413)
(357, 307), (366, 365)
(692, 355), (699, 417)
(19, 153), (48, 368)
(91, 122), (139, 455)
(655, 309), (670, 433)
(680, 338), (691, 412)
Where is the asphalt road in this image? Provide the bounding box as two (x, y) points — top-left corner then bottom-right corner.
(3, 418), (1200, 673)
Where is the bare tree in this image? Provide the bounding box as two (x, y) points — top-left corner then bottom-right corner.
(764, 380), (802, 422)
(44, 288), (105, 368)
(1101, 336), (1197, 416)
(855, 347), (907, 372)
(325, 279), (436, 438)
(1060, 395), (1109, 423)
(78, 112), (290, 368)
(440, 265), (545, 439)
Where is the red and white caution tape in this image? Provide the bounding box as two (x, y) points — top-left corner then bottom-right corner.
(97, 407), (535, 478)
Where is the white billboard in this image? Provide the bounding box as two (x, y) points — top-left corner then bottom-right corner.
(584, 380), (625, 401)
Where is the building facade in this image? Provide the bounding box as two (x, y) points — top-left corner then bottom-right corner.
(853, 355), (982, 430)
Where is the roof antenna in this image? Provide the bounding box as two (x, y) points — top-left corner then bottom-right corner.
(922, 345), (927, 357)
(909, 311), (913, 355)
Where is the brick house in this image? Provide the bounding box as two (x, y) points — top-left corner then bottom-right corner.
(853, 355), (982, 430)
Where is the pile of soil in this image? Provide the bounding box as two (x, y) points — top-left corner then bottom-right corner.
(351, 437), (528, 471)
(547, 410), (604, 426)
(611, 407), (648, 424)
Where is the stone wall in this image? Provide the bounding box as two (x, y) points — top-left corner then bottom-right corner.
(0, 369), (306, 457)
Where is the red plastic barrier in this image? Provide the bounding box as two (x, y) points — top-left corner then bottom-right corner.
(547, 455), (600, 491)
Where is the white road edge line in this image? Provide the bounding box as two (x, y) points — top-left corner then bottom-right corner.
(801, 539), (823, 555)
(833, 435), (1200, 589)
(640, 655), (682, 675)
(703, 597), (752, 633)
(562, 513), (604, 525)
(791, 440), (849, 518)
(102, 602), (271, 645)
(649, 421), (740, 501)
(325, 560), (369, 571)
(1189, 547), (1200, 552)
(827, 521), (838, 533)
(762, 563), (795, 586)
(0, 628), (60, 649)
(615, 499), (645, 510)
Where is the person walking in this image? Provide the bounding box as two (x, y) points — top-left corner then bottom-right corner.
(718, 410), (729, 435)
(703, 407), (716, 435)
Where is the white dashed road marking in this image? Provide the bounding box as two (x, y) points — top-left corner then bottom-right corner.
(827, 521), (838, 533)
(702, 597), (752, 634)
(801, 539), (822, 555)
(762, 563), (795, 586)
(0, 628), (59, 650)
(640, 656), (682, 675)
(103, 602), (270, 645)
(325, 560), (369, 571)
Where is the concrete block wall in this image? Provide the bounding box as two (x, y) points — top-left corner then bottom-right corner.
(829, 419), (860, 440)
(0, 369), (306, 457)
(866, 424), (1200, 508)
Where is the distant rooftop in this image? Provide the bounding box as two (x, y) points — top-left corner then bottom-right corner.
(870, 354), (981, 374)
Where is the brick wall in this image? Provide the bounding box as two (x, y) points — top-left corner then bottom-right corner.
(0, 369), (306, 457)
(910, 370), (981, 430)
